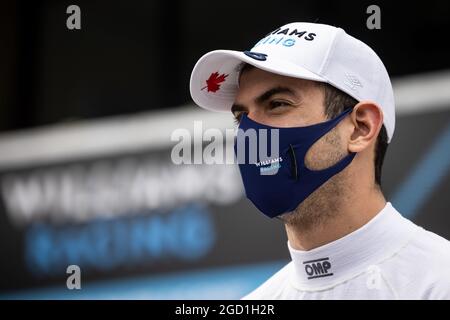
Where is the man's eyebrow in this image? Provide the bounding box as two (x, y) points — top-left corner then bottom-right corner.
(231, 86), (297, 114)
(255, 86), (297, 104)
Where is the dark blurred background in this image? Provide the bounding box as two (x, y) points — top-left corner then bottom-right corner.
(0, 0), (449, 299)
(2, 0), (450, 131)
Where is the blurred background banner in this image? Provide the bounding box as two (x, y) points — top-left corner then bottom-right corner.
(0, 0), (449, 299)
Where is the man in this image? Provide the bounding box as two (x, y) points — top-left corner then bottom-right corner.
(189, 22), (450, 299)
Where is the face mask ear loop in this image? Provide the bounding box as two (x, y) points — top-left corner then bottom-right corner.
(289, 144), (298, 181)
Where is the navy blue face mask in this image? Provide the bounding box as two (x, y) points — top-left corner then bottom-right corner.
(234, 108), (356, 218)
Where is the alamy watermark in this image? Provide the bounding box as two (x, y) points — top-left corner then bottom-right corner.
(170, 121), (281, 175)
(66, 264), (81, 290)
(66, 5), (81, 30)
(366, 5), (381, 30)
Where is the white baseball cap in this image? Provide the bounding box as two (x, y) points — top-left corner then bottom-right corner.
(190, 22), (395, 143)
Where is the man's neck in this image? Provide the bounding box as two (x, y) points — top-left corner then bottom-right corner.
(285, 189), (386, 251)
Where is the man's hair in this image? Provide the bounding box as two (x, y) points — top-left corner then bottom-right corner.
(239, 63), (388, 187)
(317, 82), (388, 187)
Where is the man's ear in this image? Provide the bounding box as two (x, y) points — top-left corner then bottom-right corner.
(348, 101), (384, 153)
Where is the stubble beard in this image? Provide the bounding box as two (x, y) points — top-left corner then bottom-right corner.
(278, 128), (351, 232)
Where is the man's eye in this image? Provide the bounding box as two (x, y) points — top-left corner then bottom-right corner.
(269, 100), (290, 109)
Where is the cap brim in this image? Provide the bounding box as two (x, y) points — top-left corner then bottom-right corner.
(190, 50), (326, 112)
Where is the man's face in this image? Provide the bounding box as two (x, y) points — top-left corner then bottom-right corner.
(233, 67), (325, 127)
(233, 66), (351, 227)
(233, 66), (349, 172)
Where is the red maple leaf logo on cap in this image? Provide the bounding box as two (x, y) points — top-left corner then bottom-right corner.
(201, 72), (228, 93)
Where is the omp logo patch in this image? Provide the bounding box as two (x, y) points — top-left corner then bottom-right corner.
(303, 257), (333, 279)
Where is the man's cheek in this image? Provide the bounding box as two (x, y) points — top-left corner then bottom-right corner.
(305, 130), (344, 170)
(304, 139), (328, 170)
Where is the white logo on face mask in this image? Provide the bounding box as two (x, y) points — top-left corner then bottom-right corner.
(256, 157), (283, 175)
